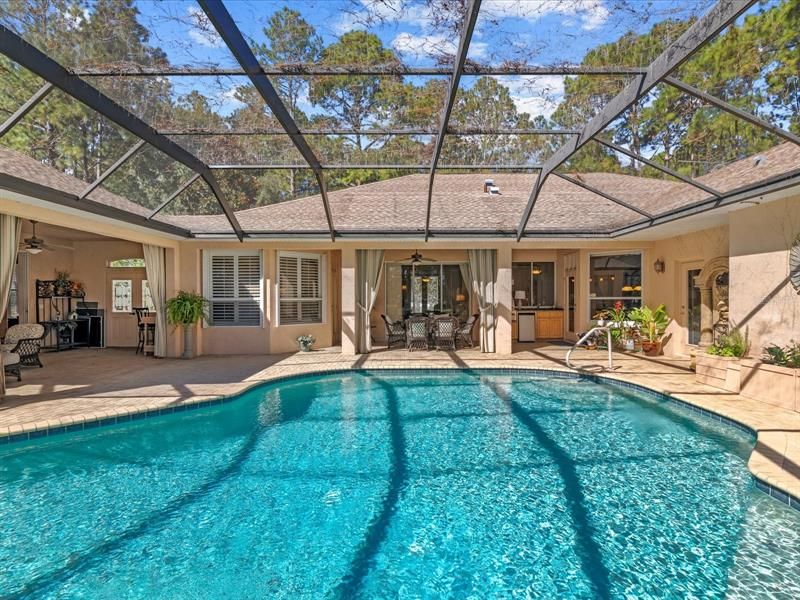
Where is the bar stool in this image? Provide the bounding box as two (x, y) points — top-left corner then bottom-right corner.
(140, 315), (156, 356)
(133, 307), (150, 354)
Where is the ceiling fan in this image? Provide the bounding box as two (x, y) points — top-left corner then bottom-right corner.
(403, 250), (436, 265)
(18, 221), (73, 254)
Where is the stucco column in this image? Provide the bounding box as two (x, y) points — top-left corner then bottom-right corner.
(164, 247), (179, 357)
(341, 247), (357, 355)
(495, 245), (513, 354)
(699, 286), (714, 346)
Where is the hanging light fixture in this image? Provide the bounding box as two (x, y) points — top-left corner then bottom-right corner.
(531, 264), (542, 276)
(621, 272), (633, 292)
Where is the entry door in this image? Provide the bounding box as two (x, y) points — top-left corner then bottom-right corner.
(105, 267), (148, 347)
(681, 262), (703, 349)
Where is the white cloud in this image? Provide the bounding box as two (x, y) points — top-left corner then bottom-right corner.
(497, 75), (566, 119)
(186, 6), (225, 48)
(62, 6), (91, 29)
(211, 86), (246, 116)
(334, 0), (434, 35)
(392, 31), (488, 64)
(392, 32), (456, 59)
(482, 0), (610, 31)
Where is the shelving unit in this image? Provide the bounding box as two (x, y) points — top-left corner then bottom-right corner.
(35, 279), (93, 351)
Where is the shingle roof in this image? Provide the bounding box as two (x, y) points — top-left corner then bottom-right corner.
(2, 142), (799, 236)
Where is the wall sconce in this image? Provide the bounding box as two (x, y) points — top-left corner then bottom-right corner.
(653, 259), (666, 274)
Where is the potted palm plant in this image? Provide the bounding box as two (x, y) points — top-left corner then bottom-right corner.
(629, 304), (669, 356)
(166, 291), (208, 359)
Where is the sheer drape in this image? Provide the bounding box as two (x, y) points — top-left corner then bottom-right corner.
(0, 215), (22, 397)
(143, 244), (167, 358)
(467, 249), (497, 353)
(355, 250), (384, 354)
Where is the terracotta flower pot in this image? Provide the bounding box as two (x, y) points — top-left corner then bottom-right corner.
(641, 340), (661, 356)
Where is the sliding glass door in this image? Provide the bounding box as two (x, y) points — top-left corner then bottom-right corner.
(385, 263), (469, 322)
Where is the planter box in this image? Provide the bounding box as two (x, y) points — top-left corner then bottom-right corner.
(695, 353), (742, 393)
(740, 359), (799, 412)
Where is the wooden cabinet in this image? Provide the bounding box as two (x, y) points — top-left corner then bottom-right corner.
(534, 310), (564, 340)
(513, 310), (564, 341)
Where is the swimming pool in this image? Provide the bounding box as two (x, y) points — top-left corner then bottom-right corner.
(1, 369), (799, 598)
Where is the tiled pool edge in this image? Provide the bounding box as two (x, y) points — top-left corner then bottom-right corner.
(2, 364), (798, 512)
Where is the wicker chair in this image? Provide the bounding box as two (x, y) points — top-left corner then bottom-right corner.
(406, 316), (429, 351)
(381, 314), (406, 348)
(432, 316), (459, 351)
(2, 351), (21, 382)
(1, 323), (45, 368)
(456, 314), (479, 348)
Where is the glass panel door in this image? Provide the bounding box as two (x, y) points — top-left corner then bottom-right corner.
(392, 263), (468, 320)
(411, 265), (440, 314)
(568, 275), (576, 334)
(687, 268), (701, 345)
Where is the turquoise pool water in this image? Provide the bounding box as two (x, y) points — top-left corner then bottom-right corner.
(1, 370), (799, 599)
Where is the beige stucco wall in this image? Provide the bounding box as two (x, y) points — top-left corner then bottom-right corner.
(175, 242), (338, 356)
(729, 194), (800, 356)
(648, 225), (730, 356)
(6, 185), (799, 360)
(23, 235), (145, 324)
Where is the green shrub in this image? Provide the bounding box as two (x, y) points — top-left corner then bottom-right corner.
(707, 328), (749, 358)
(762, 340), (800, 368)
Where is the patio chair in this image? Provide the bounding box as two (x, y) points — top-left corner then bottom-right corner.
(432, 316), (459, 351)
(2, 351), (21, 382)
(406, 316), (429, 351)
(456, 314), (479, 348)
(1, 323), (45, 368)
(381, 314), (406, 349)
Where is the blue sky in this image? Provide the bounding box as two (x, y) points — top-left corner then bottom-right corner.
(126, 0), (717, 120)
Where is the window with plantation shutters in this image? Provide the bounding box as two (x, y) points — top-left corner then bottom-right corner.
(278, 252), (324, 325)
(204, 251), (263, 326)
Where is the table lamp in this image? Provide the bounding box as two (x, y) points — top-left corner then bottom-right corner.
(514, 290), (526, 307)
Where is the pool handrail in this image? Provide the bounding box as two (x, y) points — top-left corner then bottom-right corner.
(566, 326), (614, 371)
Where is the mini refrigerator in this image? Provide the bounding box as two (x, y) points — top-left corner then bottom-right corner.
(518, 311), (536, 342)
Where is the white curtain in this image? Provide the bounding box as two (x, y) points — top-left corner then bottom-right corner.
(468, 249), (497, 353)
(143, 244), (167, 358)
(0, 214), (22, 397)
(355, 249), (384, 354)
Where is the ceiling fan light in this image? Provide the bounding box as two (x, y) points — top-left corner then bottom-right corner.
(26, 247), (43, 255)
